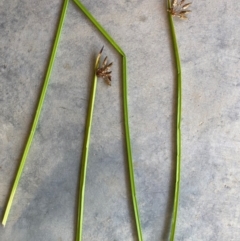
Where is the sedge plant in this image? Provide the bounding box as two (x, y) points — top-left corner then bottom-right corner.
(2, 0), (70, 226)
(76, 46), (103, 241)
(72, 1), (143, 240)
(167, 0), (191, 240)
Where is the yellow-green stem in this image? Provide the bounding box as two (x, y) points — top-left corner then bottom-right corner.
(76, 52), (100, 241)
(2, 0), (69, 226)
(167, 0), (182, 240)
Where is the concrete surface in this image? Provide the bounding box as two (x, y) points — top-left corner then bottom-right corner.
(1, 0), (240, 240)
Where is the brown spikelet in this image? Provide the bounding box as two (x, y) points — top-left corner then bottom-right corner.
(96, 50), (113, 86)
(168, 0), (192, 19)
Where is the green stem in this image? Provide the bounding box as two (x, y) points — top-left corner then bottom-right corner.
(122, 56), (142, 239)
(76, 52), (101, 241)
(72, 1), (143, 240)
(2, 0), (69, 226)
(167, 0), (182, 241)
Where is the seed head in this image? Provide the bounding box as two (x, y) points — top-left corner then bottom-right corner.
(168, 0), (192, 19)
(96, 49), (113, 86)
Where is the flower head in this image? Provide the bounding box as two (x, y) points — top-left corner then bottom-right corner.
(96, 48), (113, 86)
(168, 0), (192, 19)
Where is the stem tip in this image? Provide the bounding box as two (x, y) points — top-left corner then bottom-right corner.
(100, 46), (104, 54)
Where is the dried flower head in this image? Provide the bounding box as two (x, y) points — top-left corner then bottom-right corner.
(168, 0), (192, 19)
(96, 48), (113, 86)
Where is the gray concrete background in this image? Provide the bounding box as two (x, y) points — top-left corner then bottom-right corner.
(0, 0), (240, 240)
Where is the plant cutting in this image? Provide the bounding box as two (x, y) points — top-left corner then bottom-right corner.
(76, 46), (106, 241)
(76, 46), (113, 241)
(71, 1), (143, 240)
(167, 0), (191, 240)
(2, 0), (70, 226)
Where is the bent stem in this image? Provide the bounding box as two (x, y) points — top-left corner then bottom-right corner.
(167, 0), (182, 240)
(72, 1), (143, 240)
(2, 0), (69, 226)
(76, 48), (102, 241)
